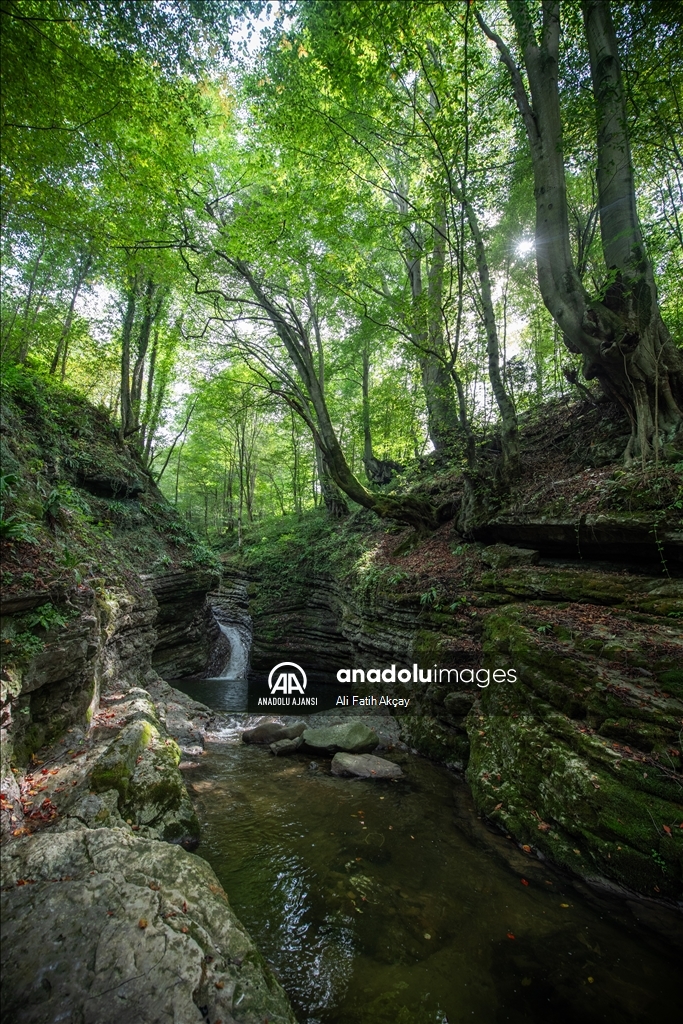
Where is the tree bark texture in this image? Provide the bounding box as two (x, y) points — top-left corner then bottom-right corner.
(118, 282), (137, 443)
(402, 207), (461, 453)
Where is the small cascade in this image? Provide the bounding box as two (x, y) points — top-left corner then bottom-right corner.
(217, 623), (249, 680)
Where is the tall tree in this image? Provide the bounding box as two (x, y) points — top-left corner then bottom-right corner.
(477, 0), (683, 462)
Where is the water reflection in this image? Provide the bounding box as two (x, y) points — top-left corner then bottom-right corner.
(186, 735), (680, 1024)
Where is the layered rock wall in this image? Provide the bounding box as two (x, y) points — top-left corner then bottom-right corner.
(243, 556), (683, 900)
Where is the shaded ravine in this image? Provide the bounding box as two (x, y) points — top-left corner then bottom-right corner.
(182, 717), (681, 1024)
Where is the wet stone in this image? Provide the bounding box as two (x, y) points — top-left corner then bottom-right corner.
(242, 721), (306, 745)
(302, 722), (380, 755)
(331, 752), (403, 779)
(269, 736), (303, 756)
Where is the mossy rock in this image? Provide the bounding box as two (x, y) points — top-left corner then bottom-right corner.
(400, 714), (469, 766)
(480, 567), (634, 605)
(466, 698), (683, 898)
(657, 668), (683, 699)
(463, 598), (683, 898)
(90, 718), (157, 800)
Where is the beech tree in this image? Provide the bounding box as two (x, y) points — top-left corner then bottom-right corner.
(477, 0), (683, 463)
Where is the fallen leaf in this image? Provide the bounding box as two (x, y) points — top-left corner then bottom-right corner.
(494, 803), (503, 811)
(662, 824), (672, 836)
(560, 903), (569, 908)
(215, 981), (224, 989)
(506, 932), (515, 939)
(138, 918), (148, 929)
(521, 878), (529, 886)
(522, 844), (531, 853)
(587, 977), (594, 984)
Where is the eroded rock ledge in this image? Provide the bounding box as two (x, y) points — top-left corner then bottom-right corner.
(243, 548), (683, 902)
(1, 828), (296, 1024)
(1, 568), (297, 1024)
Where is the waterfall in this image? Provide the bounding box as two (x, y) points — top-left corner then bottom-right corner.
(217, 623), (248, 680)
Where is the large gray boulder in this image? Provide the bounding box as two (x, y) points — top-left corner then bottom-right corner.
(302, 722), (379, 755)
(242, 721), (306, 745)
(0, 827), (297, 1024)
(331, 752), (403, 778)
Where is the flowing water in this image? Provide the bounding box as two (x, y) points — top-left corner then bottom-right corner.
(183, 719), (681, 1024)
(173, 623), (251, 709)
(216, 623), (249, 681)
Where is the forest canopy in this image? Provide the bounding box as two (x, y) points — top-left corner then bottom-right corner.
(2, 0), (682, 537)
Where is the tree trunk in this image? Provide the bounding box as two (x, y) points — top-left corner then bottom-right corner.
(17, 236), (47, 364)
(315, 441), (349, 517)
(230, 258), (443, 529)
(130, 280), (165, 432)
(362, 343), (403, 485)
(581, 0), (683, 457)
(400, 203), (461, 452)
(466, 202), (519, 479)
(50, 253), (92, 378)
(478, 0), (683, 462)
(142, 328), (158, 460)
(119, 281), (137, 442)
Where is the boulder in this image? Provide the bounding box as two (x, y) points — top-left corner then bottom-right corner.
(302, 722), (379, 755)
(270, 736), (303, 756)
(331, 752), (403, 778)
(242, 721), (306, 745)
(480, 543), (540, 570)
(0, 828), (297, 1024)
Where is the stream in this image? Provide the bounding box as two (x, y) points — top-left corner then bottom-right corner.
(170, 622), (681, 1023)
(174, 710), (680, 1024)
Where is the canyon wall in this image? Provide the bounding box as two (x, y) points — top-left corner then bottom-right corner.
(244, 552), (683, 901)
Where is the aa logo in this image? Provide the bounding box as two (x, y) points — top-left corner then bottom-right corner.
(268, 661), (307, 695)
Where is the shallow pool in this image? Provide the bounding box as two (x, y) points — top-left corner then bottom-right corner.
(185, 726), (680, 1024)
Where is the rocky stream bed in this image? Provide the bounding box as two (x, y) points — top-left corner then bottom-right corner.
(2, 536), (682, 1023)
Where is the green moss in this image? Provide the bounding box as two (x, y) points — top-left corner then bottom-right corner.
(466, 697), (683, 898)
(658, 669), (683, 698)
(91, 718), (158, 799)
(412, 630), (447, 664)
(91, 762), (133, 800)
(400, 714), (469, 765)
